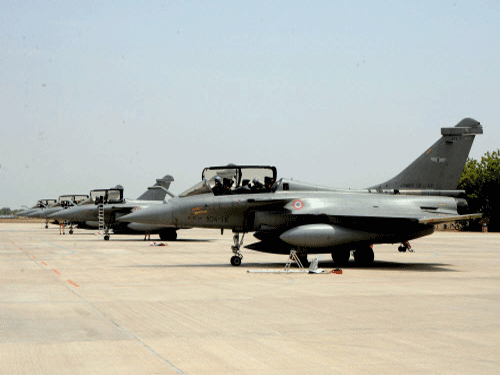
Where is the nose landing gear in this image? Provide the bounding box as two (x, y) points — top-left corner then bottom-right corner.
(398, 241), (413, 253)
(230, 233), (245, 266)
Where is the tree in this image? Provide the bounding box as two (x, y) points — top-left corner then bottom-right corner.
(1, 207), (13, 215)
(458, 150), (500, 231)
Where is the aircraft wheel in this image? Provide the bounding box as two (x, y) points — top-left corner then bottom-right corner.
(104, 235), (110, 241)
(398, 245), (406, 253)
(45, 225), (48, 229)
(331, 250), (350, 265)
(353, 246), (374, 265)
(159, 229), (177, 241)
(230, 256), (242, 266)
(69, 230), (73, 235)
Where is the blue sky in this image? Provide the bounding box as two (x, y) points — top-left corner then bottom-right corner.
(1, 1), (499, 208)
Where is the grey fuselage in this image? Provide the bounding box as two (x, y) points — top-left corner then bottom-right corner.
(48, 198), (174, 233)
(120, 184), (462, 254)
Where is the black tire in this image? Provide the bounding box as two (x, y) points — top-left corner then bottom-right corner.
(159, 229), (177, 241)
(104, 235), (110, 241)
(69, 230), (73, 235)
(230, 256), (242, 266)
(45, 225), (48, 229)
(398, 245), (406, 253)
(331, 250), (350, 265)
(353, 246), (374, 265)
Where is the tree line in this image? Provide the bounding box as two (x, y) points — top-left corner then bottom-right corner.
(0, 207), (21, 216)
(458, 149), (500, 232)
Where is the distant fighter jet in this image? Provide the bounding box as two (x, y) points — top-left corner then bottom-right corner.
(49, 175), (181, 240)
(27, 195), (89, 230)
(15, 199), (58, 219)
(119, 118), (483, 266)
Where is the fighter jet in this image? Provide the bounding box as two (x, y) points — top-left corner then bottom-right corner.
(27, 195), (89, 231)
(119, 118), (483, 266)
(15, 199), (58, 218)
(48, 175), (181, 240)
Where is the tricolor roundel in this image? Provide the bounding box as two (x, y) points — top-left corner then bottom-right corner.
(292, 199), (304, 210)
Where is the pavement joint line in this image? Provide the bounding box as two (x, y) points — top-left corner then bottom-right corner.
(57, 272), (186, 374)
(40, 240), (77, 255)
(2, 234), (185, 373)
(67, 280), (79, 287)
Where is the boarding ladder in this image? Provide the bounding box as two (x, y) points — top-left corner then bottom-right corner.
(98, 204), (105, 237)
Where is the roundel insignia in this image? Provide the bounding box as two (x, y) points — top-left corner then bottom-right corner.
(292, 199), (304, 210)
(134, 206), (141, 211)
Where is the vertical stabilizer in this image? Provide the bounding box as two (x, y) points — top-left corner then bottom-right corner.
(370, 118), (483, 191)
(136, 175), (175, 201)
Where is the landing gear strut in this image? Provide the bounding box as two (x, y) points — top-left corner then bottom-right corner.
(103, 226), (110, 241)
(45, 219), (49, 229)
(398, 241), (413, 253)
(230, 233), (245, 266)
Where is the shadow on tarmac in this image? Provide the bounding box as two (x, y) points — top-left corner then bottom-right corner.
(107, 238), (213, 243)
(130, 260), (457, 272)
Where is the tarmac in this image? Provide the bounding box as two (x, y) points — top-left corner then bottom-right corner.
(0, 222), (499, 374)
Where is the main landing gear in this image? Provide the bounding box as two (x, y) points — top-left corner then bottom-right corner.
(230, 233), (245, 266)
(159, 229), (178, 241)
(331, 249), (351, 266)
(353, 246), (375, 266)
(331, 246), (375, 266)
(398, 241), (413, 253)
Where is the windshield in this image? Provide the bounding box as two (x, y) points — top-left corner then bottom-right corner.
(58, 195), (89, 207)
(179, 165), (278, 198)
(37, 199), (57, 207)
(179, 180), (213, 198)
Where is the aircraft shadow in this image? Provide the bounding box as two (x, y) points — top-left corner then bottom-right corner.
(130, 260), (457, 272)
(316, 260), (457, 272)
(108, 238), (213, 243)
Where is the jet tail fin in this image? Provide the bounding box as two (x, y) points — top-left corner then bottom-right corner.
(370, 118), (483, 191)
(136, 175), (175, 201)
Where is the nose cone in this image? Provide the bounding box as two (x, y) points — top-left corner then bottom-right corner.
(27, 210), (45, 218)
(119, 205), (172, 225)
(29, 207), (62, 218)
(20, 208), (40, 217)
(49, 206), (97, 221)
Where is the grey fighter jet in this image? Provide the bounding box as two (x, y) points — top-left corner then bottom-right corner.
(15, 199), (58, 218)
(119, 118), (483, 266)
(48, 175), (181, 240)
(28, 195), (89, 230)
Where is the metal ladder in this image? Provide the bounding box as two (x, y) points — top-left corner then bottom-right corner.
(98, 204), (105, 237)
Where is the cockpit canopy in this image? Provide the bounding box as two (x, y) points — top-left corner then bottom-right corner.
(89, 187), (124, 204)
(179, 165), (277, 198)
(58, 195), (89, 208)
(36, 199), (57, 208)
